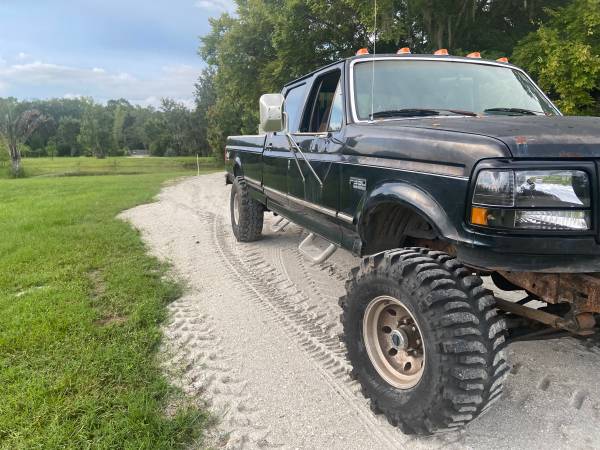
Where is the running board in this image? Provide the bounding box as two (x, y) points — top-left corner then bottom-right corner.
(270, 216), (290, 233)
(298, 233), (338, 264)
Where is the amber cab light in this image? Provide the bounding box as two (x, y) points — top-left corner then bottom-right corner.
(434, 48), (449, 55)
(356, 48), (369, 55)
(467, 52), (481, 58)
(471, 207), (489, 226)
(497, 57), (509, 63)
(397, 47), (411, 54)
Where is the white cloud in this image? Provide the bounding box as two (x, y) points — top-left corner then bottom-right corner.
(0, 56), (6, 66)
(194, 0), (234, 12)
(16, 52), (29, 60)
(0, 60), (200, 108)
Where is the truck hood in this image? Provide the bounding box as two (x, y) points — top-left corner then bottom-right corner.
(388, 116), (600, 158)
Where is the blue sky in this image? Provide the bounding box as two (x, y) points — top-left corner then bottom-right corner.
(0, 0), (235, 107)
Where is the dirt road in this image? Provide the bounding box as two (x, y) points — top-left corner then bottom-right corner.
(121, 173), (600, 449)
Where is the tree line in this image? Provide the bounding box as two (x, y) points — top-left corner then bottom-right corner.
(0, 96), (212, 173)
(197, 0), (600, 159)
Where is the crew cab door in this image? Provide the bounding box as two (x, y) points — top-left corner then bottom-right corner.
(262, 83), (307, 211)
(287, 68), (344, 244)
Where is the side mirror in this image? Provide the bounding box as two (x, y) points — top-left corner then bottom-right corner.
(259, 93), (284, 133)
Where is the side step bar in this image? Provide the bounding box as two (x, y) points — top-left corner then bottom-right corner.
(298, 233), (337, 265)
(270, 216), (290, 233)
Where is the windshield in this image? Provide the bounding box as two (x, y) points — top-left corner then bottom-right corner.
(352, 60), (557, 120)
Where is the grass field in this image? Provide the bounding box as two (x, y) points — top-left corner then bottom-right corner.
(0, 156), (220, 179)
(0, 157), (219, 448)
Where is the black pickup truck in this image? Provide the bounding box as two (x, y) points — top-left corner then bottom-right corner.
(224, 49), (600, 434)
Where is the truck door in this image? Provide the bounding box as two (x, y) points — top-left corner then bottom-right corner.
(262, 83), (307, 212)
(288, 68), (343, 244)
(262, 134), (289, 211)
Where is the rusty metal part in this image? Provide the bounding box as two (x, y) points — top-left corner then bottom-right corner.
(410, 239), (456, 256)
(497, 271), (600, 314)
(494, 298), (594, 336)
(576, 313), (597, 330)
(363, 295), (425, 389)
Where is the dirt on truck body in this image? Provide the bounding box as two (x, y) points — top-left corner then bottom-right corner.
(224, 49), (600, 434)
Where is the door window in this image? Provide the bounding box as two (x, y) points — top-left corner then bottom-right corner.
(328, 82), (344, 131)
(284, 84), (306, 132)
(301, 70), (341, 133)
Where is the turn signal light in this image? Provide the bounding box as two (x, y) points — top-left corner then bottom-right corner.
(434, 48), (449, 55)
(397, 47), (411, 54)
(466, 52), (481, 58)
(471, 207), (489, 226)
(356, 48), (369, 55)
(497, 57), (509, 63)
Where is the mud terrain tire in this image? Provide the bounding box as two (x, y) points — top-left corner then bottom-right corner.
(339, 247), (509, 435)
(230, 176), (264, 242)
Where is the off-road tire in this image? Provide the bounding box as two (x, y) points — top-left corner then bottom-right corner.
(230, 176), (264, 242)
(339, 247), (509, 435)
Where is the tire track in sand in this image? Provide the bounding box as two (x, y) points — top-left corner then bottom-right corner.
(210, 212), (451, 450)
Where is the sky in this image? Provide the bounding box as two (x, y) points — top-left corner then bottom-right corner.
(0, 0), (235, 108)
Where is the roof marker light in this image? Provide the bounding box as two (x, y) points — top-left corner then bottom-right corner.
(397, 47), (411, 54)
(356, 48), (369, 55)
(497, 57), (509, 63)
(467, 52), (481, 58)
(434, 48), (449, 56)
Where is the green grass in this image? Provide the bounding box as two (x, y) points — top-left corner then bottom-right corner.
(0, 156), (220, 179)
(0, 158), (219, 448)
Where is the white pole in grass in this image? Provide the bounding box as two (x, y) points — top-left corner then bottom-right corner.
(196, 153), (200, 176)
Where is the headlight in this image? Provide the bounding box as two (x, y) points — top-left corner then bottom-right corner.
(471, 169), (591, 231)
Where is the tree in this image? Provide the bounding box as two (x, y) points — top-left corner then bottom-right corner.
(0, 99), (47, 176)
(513, 0), (600, 114)
(46, 137), (58, 159)
(56, 116), (81, 156)
(160, 98), (197, 155)
(111, 102), (137, 153)
(112, 105), (127, 151)
(144, 116), (169, 156)
(77, 101), (113, 158)
(194, 67), (217, 156)
(78, 103), (104, 158)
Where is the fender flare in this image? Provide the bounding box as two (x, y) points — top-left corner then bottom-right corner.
(356, 181), (460, 242)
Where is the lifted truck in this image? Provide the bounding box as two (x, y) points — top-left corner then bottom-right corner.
(224, 48), (600, 434)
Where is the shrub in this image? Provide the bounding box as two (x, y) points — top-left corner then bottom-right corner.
(57, 143), (71, 157)
(149, 142), (165, 157)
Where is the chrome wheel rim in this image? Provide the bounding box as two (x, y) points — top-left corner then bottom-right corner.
(233, 192), (240, 224)
(363, 295), (425, 389)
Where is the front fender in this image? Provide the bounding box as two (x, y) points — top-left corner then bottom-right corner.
(356, 181), (460, 242)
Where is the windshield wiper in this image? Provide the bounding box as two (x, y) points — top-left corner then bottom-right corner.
(370, 109), (440, 119)
(484, 107), (544, 116)
(370, 108), (477, 119)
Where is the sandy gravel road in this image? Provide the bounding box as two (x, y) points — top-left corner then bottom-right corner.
(121, 173), (600, 450)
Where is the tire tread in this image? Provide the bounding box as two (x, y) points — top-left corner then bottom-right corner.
(340, 247), (508, 435)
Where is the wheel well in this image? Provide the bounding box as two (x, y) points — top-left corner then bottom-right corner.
(361, 202), (439, 254)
